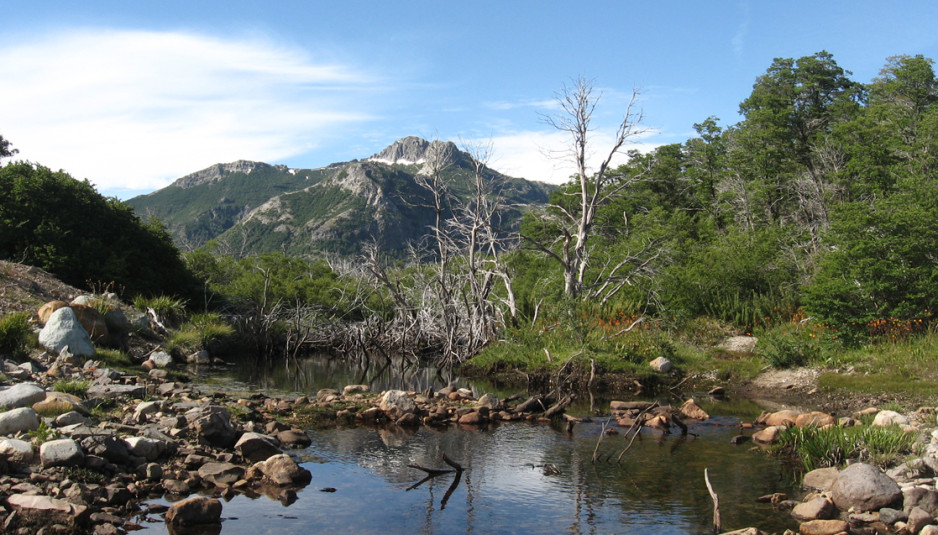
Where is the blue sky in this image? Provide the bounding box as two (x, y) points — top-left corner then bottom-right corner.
(3, 1), (938, 199)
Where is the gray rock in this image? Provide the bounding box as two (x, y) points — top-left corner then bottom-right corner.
(477, 393), (499, 410)
(277, 429), (311, 448)
(39, 438), (85, 468)
(831, 462), (902, 512)
(0, 438), (35, 463)
(0, 406), (40, 435)
(235, 432), (281, 463)
(198, 462), (245, 487)
(0, 382), (47, 409)
(649, 356), (672, 373)
(316, 388), (340, 401)
(873, 409), (910, 427)
(38, 307), (95, 357)
(186, 404), (238, 448)
(379, 390), (415, 419)
(249, 453), (312, 486)
(187, 350), (211, 365)
(54, 410), (91, 427)
(86, 383), (146, 398)
(148, 351), (174, 368)
(718, 335), (759, 353)
(342, 384), (369, 396)
(165, 496), (222, 526)
(905, 487), (938, 515)
(124, 436), (168, 462)
(879, 507), (908, 524)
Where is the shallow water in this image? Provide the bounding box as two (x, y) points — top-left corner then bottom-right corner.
(139, 414), (800, 533)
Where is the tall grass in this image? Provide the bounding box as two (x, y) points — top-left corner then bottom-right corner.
(773, 425), (919, 471)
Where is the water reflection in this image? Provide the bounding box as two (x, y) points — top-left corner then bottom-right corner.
(199, 353), (472, 397)
(142, 415), (800, 535)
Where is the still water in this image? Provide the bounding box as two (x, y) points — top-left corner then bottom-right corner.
(143, 356), (802, 534)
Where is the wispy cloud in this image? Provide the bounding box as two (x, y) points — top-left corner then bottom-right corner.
(478, 128), (659, 184)
(483, 98), (558, 112)
(732, 2), (750, 59)
(0, 29), (378, 194)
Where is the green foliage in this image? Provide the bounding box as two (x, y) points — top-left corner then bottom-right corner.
(773, 424), (919, 471)
(29, 420), (60, 445)
(53, 379), (90, 398)
(0, 312), (31, 358)
(95, 348), (134, 370)
(0, 162), (199, 298)
(167, 312), (235, 355)
(757, 319), (840, 368)
(133, 295), (188, 327)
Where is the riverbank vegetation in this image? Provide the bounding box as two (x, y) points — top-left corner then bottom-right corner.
(3, 51), (938, 403)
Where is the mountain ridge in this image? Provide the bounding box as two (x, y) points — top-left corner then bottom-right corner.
(126, 137), (555, 257)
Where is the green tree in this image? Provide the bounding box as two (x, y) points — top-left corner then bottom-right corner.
(0, 134), (17, 164)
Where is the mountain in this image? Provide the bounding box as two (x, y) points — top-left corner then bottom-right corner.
(126, 137), (555, 257)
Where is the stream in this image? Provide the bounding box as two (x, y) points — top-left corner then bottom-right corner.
(138, 355), (802, 534)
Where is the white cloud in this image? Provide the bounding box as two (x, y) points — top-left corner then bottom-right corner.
(480, 129), (660, 184)
(0, 29), (376, 194)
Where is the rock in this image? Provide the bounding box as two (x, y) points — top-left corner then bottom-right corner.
(922, 525), (938, 535)
(477, 393), (499, 410)
(277, 429), (311, 448)
(186, 405), (238, 448)
(761, 409), (800, 427)
(908, 506), (934, 534)
(791, 497), (835, 521)
(0, 438), (34, 463)
(198, 462), (245, 487)
(6, 494), (89, 526)
(317, 388), (340, 401)
(458, 411), (486, 425)
(148, 351), (174, 368)
(86, 383), (146, 398)
(39, 438), (85, 468)
(803, 467), (840, 491)
(379, 390), (416, 419)
(124, 436), (168, 462)
(0, 406), (40, 435)
(80, 435), (131, 465)
(879, 507), (907, 524)
(649, 356), (672, 373)
(70, 303), (109, 344)
(610, 400), (655, 411)
(235, 432), (281, 463)
(249, 453), (312, 486)
(39, 307), (96, 356)
(831, 462), (902, 512)
(873, 409), (910, 427)
(720, 529), (769, 535)
(0, 382), (47, 409)
(187, 350), (211, 365)
(38, 300), (69, 324)
(680, 399), (710, 420)
(795, 411), (836, 428)
(905, 487), (938, 516)
(165, 496), (222, 526)
(752, 426), (784, 444)
(718, 335), (758, 353)
(342, 384), (369, 396)
(798, 519), (849, 535)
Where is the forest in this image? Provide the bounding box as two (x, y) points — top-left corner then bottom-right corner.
(3, 51), (938, 390)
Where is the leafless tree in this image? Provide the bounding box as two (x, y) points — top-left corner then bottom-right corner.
(526, 77), (647, 299)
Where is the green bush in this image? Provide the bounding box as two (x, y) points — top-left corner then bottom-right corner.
(167, 312), (235, 355)
(773, 424), (919, 471)
(134, 295), (188, 327)
(0, 312), (32, 357)
(53, 379), (90, 398)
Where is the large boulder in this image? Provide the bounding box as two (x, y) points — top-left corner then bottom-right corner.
(0, 406), (41, 435)
(124, 436), (169, 462)
(379, 390), (416, 420)
(0, 382), (47, 409)
(165, 496), (222, 527)
(38, 307), (95, 357)
(148, 351), (174, 368)
(872, 410), (909, 427)
(831, 463), (902, 512)
(761, 409), (801, 427)
(37, 300), (68, 324)
(795, 411), (836, 428)
(649, 356), (672, 373)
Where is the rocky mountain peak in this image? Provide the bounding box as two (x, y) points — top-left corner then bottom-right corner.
(171, 160), (267, 189)
(367, 137), (460, 167)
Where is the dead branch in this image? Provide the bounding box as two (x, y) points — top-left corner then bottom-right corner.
(704, 468), (722, 534)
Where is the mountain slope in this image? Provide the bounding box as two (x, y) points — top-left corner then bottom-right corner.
(127, 137), (554, 257)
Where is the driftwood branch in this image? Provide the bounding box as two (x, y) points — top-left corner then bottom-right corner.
(704, 468), (721, 534)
